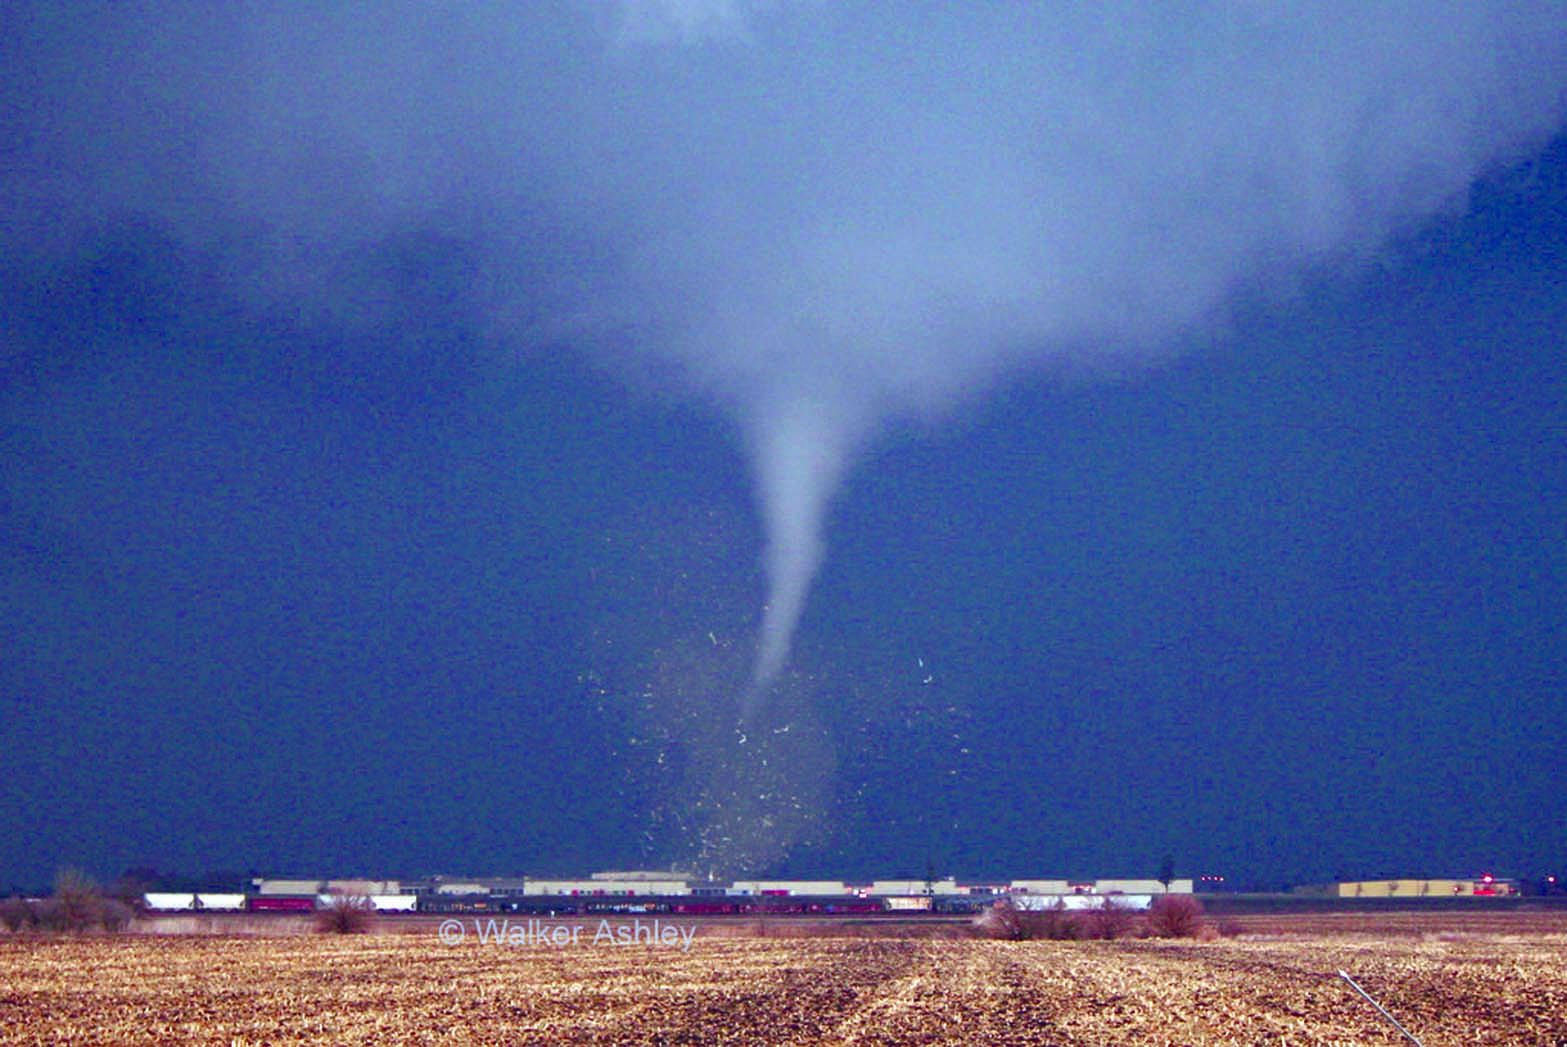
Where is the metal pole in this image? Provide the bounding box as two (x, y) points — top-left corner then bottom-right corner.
(1337, 970), (1425, 1047)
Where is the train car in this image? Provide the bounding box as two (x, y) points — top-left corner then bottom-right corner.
(580, 898), (670, 915)
(248, 895), (315, 912)
(487, 896), (585, 915)
(143, 892), (196, 911)
(313, 893), (418, 913)
(416, 893), (495, 913)
(808, 899), (886, 915)
(668, 899), (757, 916)
(1013, 893), (1152, 912)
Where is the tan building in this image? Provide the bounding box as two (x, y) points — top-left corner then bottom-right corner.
(1095, 878), (1194, 895)
(254, 879), (323, 896)
(1337, 878), (1516, 898)
(523, 878), (689, 896)
(1007, 879), (1072, 895)
(866, 879), (960, 896)
(730, 880), (850, 895)
(434, 882), (491, 895)
(324, 879), (401, 896)
(1006, 878), (1192, 895)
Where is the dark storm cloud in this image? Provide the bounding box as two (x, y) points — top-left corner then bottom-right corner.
(5, 2), (1566, 697)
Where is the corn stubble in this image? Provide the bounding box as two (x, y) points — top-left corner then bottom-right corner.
(2, 932), (1565, 1044)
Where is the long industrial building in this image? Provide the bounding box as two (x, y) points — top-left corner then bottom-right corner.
(1298, 877), (1519, 898)
(250, 871), (1196, 899)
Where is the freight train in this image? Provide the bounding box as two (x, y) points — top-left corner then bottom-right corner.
(139, 891), (981, 916)
(141, 873), (1191, 915)
(141, 892), (417, 913)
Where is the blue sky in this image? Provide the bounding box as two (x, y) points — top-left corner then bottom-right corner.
(2, 4), (1564, 888)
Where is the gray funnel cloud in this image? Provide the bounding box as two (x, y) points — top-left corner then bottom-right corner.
(743, 394), (855, 713)
(6, 4), (1566, 708)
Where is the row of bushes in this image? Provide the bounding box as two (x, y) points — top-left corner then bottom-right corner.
(2, 870), (135, 934)
(977, 894), (1228, 941)
(2, 879), (378, 936)
(0, 896), (136, 933)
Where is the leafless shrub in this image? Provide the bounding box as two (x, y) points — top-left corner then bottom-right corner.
(977, 899), (1090, 941)
(100, 899), (135, 933)
(1082, 897), (1135, 940)
(1147, 894), (1206, 939)
(54, 868), (105, 932)
(977, 899), (1030, 940)
(1, 896), (32, 932)
(1032, 900), (1086, 941)
(33, 898), (68, 932)
(314, 892), (376, 935)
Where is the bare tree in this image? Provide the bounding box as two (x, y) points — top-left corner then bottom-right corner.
(1147, 894), (1206, 938)
(0, 897), (31, 933)
(100, 899), (134, 932)
(977, 898), (1085, 941)
(1158, 854), (1175, 893)
(314, 890), (376, 934)
(1082, 897), (1134, 940)
(977, 899), (1029, 940)
(53, 868), (104, 933)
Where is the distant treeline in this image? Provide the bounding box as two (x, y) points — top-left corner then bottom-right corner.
(3, 867), (255, 900)
(2, 870), (134, 934)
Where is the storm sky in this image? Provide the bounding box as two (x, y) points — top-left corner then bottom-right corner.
(2, 3), (1565, 888)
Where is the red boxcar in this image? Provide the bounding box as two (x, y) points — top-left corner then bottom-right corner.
(248, 896), (315, 912)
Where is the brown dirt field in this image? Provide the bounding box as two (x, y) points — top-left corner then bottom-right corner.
(1221, 909), (1567, 938)
(4, 927), (1566, 1045)
(128, 907), (1567, 941)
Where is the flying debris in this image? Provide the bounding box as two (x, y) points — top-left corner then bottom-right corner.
(623, 631), (834, 880)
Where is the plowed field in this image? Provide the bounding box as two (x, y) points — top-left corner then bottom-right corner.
(3, 931), (1564, 1044)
